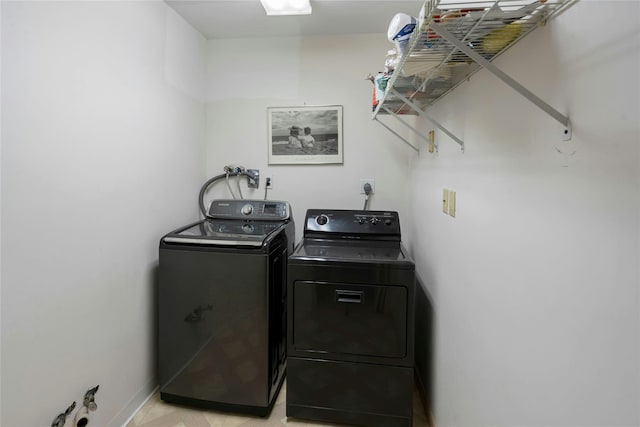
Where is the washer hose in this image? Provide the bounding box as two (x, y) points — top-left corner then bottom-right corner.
(199, 172), (251, 216)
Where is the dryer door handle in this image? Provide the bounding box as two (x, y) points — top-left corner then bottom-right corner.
(336, 290), (363, 304)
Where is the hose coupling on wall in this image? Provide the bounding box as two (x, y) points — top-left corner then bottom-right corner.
(74, 385), (99, 427)
(51, 401), (76, 427)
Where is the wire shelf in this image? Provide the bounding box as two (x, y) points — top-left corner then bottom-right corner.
(373, 0), (571, 117)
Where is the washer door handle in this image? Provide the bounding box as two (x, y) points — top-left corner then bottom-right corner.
(184, 304), (213, 322)
(336, 290), (363, 304)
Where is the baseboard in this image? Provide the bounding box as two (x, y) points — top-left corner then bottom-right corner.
(108, 378), (158, 427)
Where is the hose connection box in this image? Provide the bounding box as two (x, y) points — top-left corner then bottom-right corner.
(246, 169), (260, 188)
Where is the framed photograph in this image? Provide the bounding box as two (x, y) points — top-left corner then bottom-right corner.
(267, 105), (343, 165)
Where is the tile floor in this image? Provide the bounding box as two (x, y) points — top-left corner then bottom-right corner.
(126, 381), (431, 427)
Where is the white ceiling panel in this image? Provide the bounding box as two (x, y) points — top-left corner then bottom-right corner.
(165, 0), (424, 39)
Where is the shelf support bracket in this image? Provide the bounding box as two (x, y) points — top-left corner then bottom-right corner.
(390, 88), (465, 151)
(430, 22), (571, 140)
(373, 116), (420, 152)
(380, 106), (434, 151)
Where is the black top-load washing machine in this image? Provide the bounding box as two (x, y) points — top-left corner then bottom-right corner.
(287, 209), (415, 427)
(158, 199), (294, 416)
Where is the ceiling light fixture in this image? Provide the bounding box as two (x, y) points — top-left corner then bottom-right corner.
(260, 0), (312, 16)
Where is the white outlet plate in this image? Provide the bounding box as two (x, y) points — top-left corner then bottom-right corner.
(448, 190), (456, 217)
(360, 179), (375, 194)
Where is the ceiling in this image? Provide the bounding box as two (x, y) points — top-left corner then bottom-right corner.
(165, 0), (425, 39)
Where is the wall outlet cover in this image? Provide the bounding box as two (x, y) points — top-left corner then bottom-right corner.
(449, 190), (456, 217)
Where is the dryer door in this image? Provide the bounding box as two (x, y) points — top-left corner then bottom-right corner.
(291, 281), (407, 358)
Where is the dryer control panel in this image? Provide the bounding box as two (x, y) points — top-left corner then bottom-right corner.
(208, 199), (290, 221)
(304, 209), (401, 240)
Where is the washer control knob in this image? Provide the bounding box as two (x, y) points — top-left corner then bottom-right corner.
(385, 219), (392, 226)
(370, 216), (380, 225)
(241, 204), (253, 215)
(316, 214), (329, 226)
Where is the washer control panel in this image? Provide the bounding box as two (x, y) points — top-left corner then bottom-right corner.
(208, 199), (290, 221)
(305, 209), (401, 239)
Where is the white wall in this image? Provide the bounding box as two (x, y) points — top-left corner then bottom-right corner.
(2, 1), (637, 426)
(407, 1), (640, 425)
(204, 34), (415, 239)
(1, 2), (206, 426)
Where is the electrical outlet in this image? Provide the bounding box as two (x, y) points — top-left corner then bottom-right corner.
(265, 176), (273, 189)
(448, 190), (456, 217)
(428, 130), (435, 153)
(360, 179), (375, 194)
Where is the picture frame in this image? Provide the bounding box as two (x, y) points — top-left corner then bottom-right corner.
(267, 105), (343, 165)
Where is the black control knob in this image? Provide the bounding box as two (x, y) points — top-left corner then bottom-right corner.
(370, 217), (380, 225)
(316, 214), (329, 226)
(385, 219), (392, 226)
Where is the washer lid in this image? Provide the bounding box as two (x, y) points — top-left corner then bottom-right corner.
(163, 220), (285, 247)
